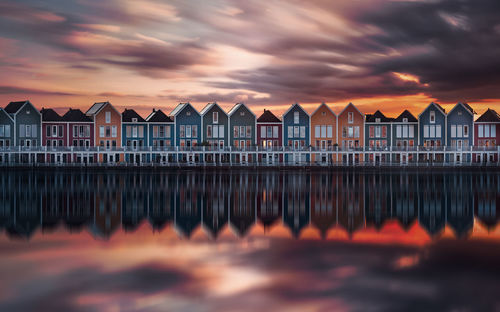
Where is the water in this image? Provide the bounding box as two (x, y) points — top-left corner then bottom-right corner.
(0, 169), (499, 311)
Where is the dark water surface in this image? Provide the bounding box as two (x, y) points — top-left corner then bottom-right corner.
(0, 169), (499, 311)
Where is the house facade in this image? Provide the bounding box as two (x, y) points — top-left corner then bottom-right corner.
(86, 101), (122, 163)
(447, 102), (475, 163)
(392, 110), (418, 163)
(0, 108), (14, 150)
(474, 108), (500, 163)
(200, 102), (228, 148)
(338, 103), (364, 164)
(418, 102), (446, 148)
(171, 103), (201, 148)
(228, 102), (256, 149)
(310, 103), (336, 163)
(5, 100), (41, 148)
(282, 103), (310, 163)
(41, 108), (66, 149)
(365, 110), (392, 163)
(63, 108), (94, 164)
(122, 108), (148, 163)
(146, 108), (174, 148)
(256, 109), (282, 163)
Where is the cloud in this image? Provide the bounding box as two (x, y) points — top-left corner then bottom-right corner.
(0, 86), (77, 96)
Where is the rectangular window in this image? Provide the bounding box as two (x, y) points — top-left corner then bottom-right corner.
(138, 126), (144, 137)
(126, 126), (131, 137)
(478, 125), (483, 138)
(132, 126), (138, 138)
(58, 125), (63, 137)
(4, 125), (9, 137)
(484, 125), (490, 137)
(213, 112), (218, 124)
(234, 126), (239, 138)
(270, 126), (277, 138)
(52, 125), (57, 137)
(100, 126), (105, 137)
(72, 125), (77, 137)
(430, 111), (435, 123)
(288, 126), (293, 138)
(348, 112), (354, 124)
(457, 125), (463, 137)
(105, 111), (111, 123)
(430, 125), (436, 138)
(26, 125), (31, 138)
(105, 126), (111, 137)
(327, 125), (332, 138)
(213, 125), (219, 138)
(321, 125), (326, 138)
(382, 126), (387, 138)
(436, 125), (441, 138)
(46, 125), (51, 137)
(267, 126), (272, 138)
(239, 126), (245, 138)
(300, 126), (306, 138)
(491, 125), (496, 137)
(186, 125), (192, 138)
(153, 126), (158, 138)
(315, 125), (320, 138)
(261, 126), (266, 138)
(294, 111), (299, 124)
(424, 125), (429, 138)
(111, 126), (117, 138)
(451, 125), (456, 138)
(166, 126), (171, 138)
(180, 125), (185, 138)
(396, 125), (401, 138)
(294, 126), (299, 138)
(409, 125), (414, 137)
(348, 126), (353, 138)
(463, 125), (469, 137)
(207, 125), (212, 138)
(219, 125), (224, 138)
(80, 126), (85, 137)
(354, 126), (360, 138)
(246, 126), (252, 138)
(20, 125), (26, 137)
(375, 126), (381, 138)
(0, 125), (3, 137)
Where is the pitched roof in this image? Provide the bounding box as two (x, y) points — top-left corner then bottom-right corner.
(4, 101), (28, 114)
(365, 110), (392, 123)
(62, 108), (92, 122)
(462, 102), (476, 114)
(418, 102), (446, 118)
(40, 108), (63, 122)
(311, 102), (336, 118)
(146, 109), (173, 122)
(283, 102), (309, 118)
(85, 101), (108, 115)
(122, 108), (145, 122)
(393, 110), (418, 122)
(0, 108), (14, 122)
(257, 109), (281, 123)
(338, 102), (364, 117)
(449, 102), (476, 116)
(170, 102), (189, 116)
(476, 108), (500, 122)
(228, 102), (256, 117)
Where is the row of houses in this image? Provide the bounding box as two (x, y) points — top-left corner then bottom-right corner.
(0, 100), (499, 164)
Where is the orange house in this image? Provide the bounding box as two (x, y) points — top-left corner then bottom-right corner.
(86, 101), (122, 163)
(310, 102), (337, 163)
(337, 103), (364, 164)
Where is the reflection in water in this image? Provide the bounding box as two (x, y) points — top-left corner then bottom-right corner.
(0, 169), (499, 240)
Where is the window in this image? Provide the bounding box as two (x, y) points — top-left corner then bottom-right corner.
(213, 125), (219, 138)
(430, 125), (435, 137)
(294, 111), (299, 124)
(138, 126), (144, 137)
(240, 111), (245, 116)
(126, 126), (131, 137)
(327, 126), (332, 138)
(180, 125), (185, 138)
(300, 126), (305, 138)
(478, 125), (484, 137)
(100, 126), (105, 137)
(430, 111), (435, 123)
(240, 126), (245, 138)
(3, 125), (7, 137)
(234, 126), (239, 138)
(348, 126), (353, 138)
(403, 118), (408, 122)
(354, 126), (359, 138)
(207, 125), (212, 138)
(73, 125), (78, 137)
(375, 126), (381, 138)
(321, 125), (326, 138)
(58, 125), (63, 137)
(348, 112), (354, 124)
(451, 125), (456, 138)
(132, 126), (138, 138)
(436, 125), (441, 137)
(267, 126), (272, 138)
(464, 125), (469, 137)
(315, 125), (320, 138)
(0, 126), (3, 137)
(396, 125), (401, 138)
(491, 125), (496, 137)
(409, 125), (414, 137)
(46, 125), (51, 137)
(261, 126), (266, 138)
(50, 125), (56, 137)
(111, 126), (117, 138)
(20, 125), (25, 137)
(246, 126), (252, 138)
(484, 125), (490, 137)
(186, 125), (192, 138)
(273, 126), (279, 138)
(457, 125), (463, 137)
(26, 125), (31, 138)
(294, 126), (299, 138)
(105, 111), (111, 123)
(424, 125), (429, 138)
(288, 126), (293, 138)
(375, 118), (381, 123)
(105, 126), (111, 137)
(213, 112), (218, 124)
(153, 126), (158, 138)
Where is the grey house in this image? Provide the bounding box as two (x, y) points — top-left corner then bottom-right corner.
(228, 102), (256, 148)
(4, 100), (41, 148)
(200, 102), (228, 148)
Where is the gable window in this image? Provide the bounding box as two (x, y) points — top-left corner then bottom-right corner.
(132, 118), (138, 122)
(186, 111), (191, 116)
(403, 118), (408, 122)
(240, 111), (245, 116)
(430, 111), (435, 123)
(294, 111), (299, 124)
(213, 112), (218, 124)
(348, 112), (354, 124)
(375, 118), (381, 123)
(105, 111), (111, 123)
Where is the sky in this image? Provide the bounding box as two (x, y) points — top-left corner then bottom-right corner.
(1, 0), (500, 117)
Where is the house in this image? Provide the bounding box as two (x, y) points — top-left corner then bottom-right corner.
(474, 108), (500, 163)
(122, 108), (148, 164)
(337, 103), (364, 164)
(0, 107), (14, 163)
(228, 102), (256, 163)
(41, 108), (67, 163)
(256, 109), (282, 163)
(63, 108), (94, 163)
(310, 103), (336, 163)
(365, 110), (392, 163)
(146, 109), (174, 163)
(418, 102), (446, 162)
(4, 100), (41, 148)
(200, 102), (228, 149)
(282, 103), (310, 163)
(447, 102), (475, 163)
(86, 101), (122, 163)
(392, 110), (418, 163)
(170, 102), (201, 148)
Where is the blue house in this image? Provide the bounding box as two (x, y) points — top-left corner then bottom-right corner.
(228, 102), (256, 163)
(282, 103), (309, 162)
(446, 102), (475, 163)
(146, 109), (174, 163)
(4, 100), (41, 149)
(200, 102), (228, 148)
(418, 102), (446, 161)
(170, 103), (201, 148)
(0, 108), (14, 149)
(122, 109), (148, 163)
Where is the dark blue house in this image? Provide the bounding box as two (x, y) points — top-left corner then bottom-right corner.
(282, 103), (309, 162)
(446, 102), (475, 162)
(418, 102), (446, 161)
(170, 103), (201, 148)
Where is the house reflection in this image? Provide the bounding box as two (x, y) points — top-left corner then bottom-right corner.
(0, 170), (498, 240)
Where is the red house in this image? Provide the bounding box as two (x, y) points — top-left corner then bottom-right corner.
(474, 108), (500, 163)
(256, 109), (282, 163)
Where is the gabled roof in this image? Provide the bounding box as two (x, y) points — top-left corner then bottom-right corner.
(365, 110), (392, 123)
(282, 102), (309, 118)
(338, 102), (364, 117)
(122, 108), (145, 122)
(4, 101), (28, 114)
(200, 102), (227, 116)
(418, 102), (446, 117)
(40, 108), (63, 122)
(476, 108), (500, 123)
(62, 108), (92, 122)
(0, 108), (14, 122)
(170, 102), (193, 116)
(311, 102), (336, 118)
(228, 102), (256, 117)
(257, 109), (281, 123)
(448, 102), (476, 116)
(393, 110), (418, 122)
(146, 109), (173, 122)
(85, 101), (120, 117)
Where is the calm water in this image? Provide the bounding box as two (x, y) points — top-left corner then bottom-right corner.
(0, 169), (499, 311)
